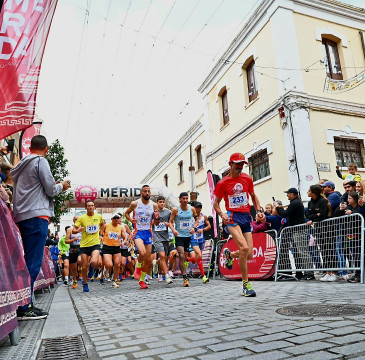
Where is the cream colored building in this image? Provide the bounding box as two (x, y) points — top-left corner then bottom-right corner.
(142, 0), (365, 214)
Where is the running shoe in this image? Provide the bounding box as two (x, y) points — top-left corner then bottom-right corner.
(168, 270), (175, 279)
(158, 274), (163, 282)
(202, 275), (209, 284)
(63, 280), (68, 286)
(90, 276), (94, 282)
(83, 283), (89, 292)
(183, 278), (190, 287)
(107, 277), (112, 283)
(139, 281), (149, 289)
(72, 281), (78, 289)
(17, 306), (48, 321)
(100, 279), (105, 285)
(111, 281), (119, 288)
(134, 267), (141, 280)
(242, 282), (256, 297)
(144, 279), (151, 286)
(184, 261), (189, 269)
(169, 250), (177, 262)
(166, 277), (173, 285)
(116, 279), (121, 285)
(224, 249), (233, 270)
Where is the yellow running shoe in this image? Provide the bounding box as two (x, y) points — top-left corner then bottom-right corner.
(183, 278), (190, 287)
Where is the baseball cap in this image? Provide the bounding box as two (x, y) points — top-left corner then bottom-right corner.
(320, 181), (335, 189)
(193, 201), (202, 208)
(111, 215), (121, 220)
(284, 187), (298, 195)
(229, 153), (248, 164)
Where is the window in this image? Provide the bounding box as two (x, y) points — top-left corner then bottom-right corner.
(178, 161), (184, 183)
(195, 145), (203, 170)
(221, 89), (229, 126)
(246, 60), (258, 102)
(163, 174), (168, 187)
(322, 39), (343, 80)
(334, 137), (364, 168)
(249, 149), (270, 182)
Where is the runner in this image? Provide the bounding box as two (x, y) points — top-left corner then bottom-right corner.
(125, 185), (160, 289)
(72, 200), (104, 292)
(151, 196), (174, 284)
(169, 192), (199, 287)
(58, 226), (71, 285)
(102, 215), (126, 288)
(213, 153), (264, 297)
(66, 216), (82, 289)
(190, 202), (211, 283)
(118, 217), (133, 282)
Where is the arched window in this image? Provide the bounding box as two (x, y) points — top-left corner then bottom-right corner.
(195, 145), (203, 170)
(322, 38), (343, 80)
(178, 161), (184, 183)
(163, 174), (168, 187)
(245, 59), (258, 102)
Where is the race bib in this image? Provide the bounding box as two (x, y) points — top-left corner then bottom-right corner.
(194, 231), (204, 240)
(86, 225), (99, 234)
(108, 232), (119, 240)
(155, 223), (166, 232)
(138, 216), (150, 226)
(228, 193), (248, 209)
(180, 221), (191, 230)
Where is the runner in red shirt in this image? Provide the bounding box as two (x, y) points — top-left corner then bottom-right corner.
(213, 153), (264, 297)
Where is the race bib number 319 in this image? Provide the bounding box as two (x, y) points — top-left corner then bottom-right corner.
(180, 221), (191, 230)
(228, 193), (248, 208)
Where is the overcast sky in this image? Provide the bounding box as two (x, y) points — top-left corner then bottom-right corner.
(36, 0), (365, 187)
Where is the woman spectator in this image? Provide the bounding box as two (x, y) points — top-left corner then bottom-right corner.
(264, 203), (273, 216)
(356, 180), (365, 214)
(335, 192), (363, 283)
(306, 184), (336, 281)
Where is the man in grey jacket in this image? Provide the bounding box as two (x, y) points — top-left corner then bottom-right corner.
(11, 135), (70, 320)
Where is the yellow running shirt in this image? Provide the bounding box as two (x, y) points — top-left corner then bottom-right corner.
(103, 223), (123, 247)
(75, 213), (103, 248)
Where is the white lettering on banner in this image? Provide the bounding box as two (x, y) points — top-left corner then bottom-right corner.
(86, 225), (98, 234)
(0, 0), (45, 60)
(228, 192), (248, 208)
(252, 246), (263, 258)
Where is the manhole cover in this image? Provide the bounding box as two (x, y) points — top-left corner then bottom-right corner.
(37, 335), (87, 360)
(276, 304), (365, 317)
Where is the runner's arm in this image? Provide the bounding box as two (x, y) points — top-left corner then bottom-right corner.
(169, 208), (179, 236)
(65, 228), (74, 244)
(203, 215), (211, 232)
(214, 196), (229, 225)
(152, 203), (160, 225)
(125, 201), (137, 225)
(120, 226), (126, 242)
(72, 225), (84, 234)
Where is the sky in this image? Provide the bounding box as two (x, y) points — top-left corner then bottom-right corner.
(36, 0), (365, 187)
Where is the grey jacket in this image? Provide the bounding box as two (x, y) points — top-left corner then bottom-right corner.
(10, 155), (63, 223)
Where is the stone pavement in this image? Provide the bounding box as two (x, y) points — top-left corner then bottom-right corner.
(1, 278), (365, 359)
(68, 277), (365, 360)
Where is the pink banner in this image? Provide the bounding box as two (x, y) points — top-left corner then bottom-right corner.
(207, 170), (218, 238)
(0, 199), (31, 340)
(19, 121), (42, 158)
(219, 233), (277, 280)
(0, 0), (58, 139)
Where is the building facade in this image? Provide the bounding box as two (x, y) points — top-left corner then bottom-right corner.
(142, 0), (365, 213)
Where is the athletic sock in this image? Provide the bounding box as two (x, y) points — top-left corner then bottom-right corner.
(140, 272), (146, 282)
(243, 280), (248, 287)
(187, 257), (196, 264)
(137, 262), (142, 269)
(65, 276), (69, 281)
(197, 259), (204, 276)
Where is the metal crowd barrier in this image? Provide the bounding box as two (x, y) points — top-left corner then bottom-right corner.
(274, 213), (364, 283)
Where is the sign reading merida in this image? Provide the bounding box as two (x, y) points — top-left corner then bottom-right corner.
(66, 184), (178, 209)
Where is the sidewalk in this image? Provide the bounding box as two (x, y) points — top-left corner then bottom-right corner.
(1, 278), (365, 359)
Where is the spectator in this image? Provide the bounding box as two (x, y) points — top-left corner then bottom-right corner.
(266, 201), (283, 233)
(275, 188), (314, 280)
(356, 180), (365, 211)
(334, 192), (363, 283)
(264, 203), (273, 215)
(341, 180), (357, 204)
(306, 184), (337, 281)
(320, 181), (341, 213)
(336, 163), (361, 182)
(11, 135), (71, 320)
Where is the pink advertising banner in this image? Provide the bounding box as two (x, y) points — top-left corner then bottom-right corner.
(19, 121), (42, 158)
(207, 170), (218, 238)
(0, 0), (58, 140)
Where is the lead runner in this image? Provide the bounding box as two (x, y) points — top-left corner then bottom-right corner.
(213, 153), (264, 297)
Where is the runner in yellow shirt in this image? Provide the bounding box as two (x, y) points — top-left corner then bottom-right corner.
(73, 200), (104, 292)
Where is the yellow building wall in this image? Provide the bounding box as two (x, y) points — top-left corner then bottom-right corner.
(207, 21), (280, 151)
(294, 13), (365, 102)
(309, 110), (365, 190)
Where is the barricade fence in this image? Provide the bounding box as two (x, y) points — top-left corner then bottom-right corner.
(275, 213), (364, 283)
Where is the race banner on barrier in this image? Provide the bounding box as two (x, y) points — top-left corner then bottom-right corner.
(0, 0), (58, 139)
(219, 233), (277, 280)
